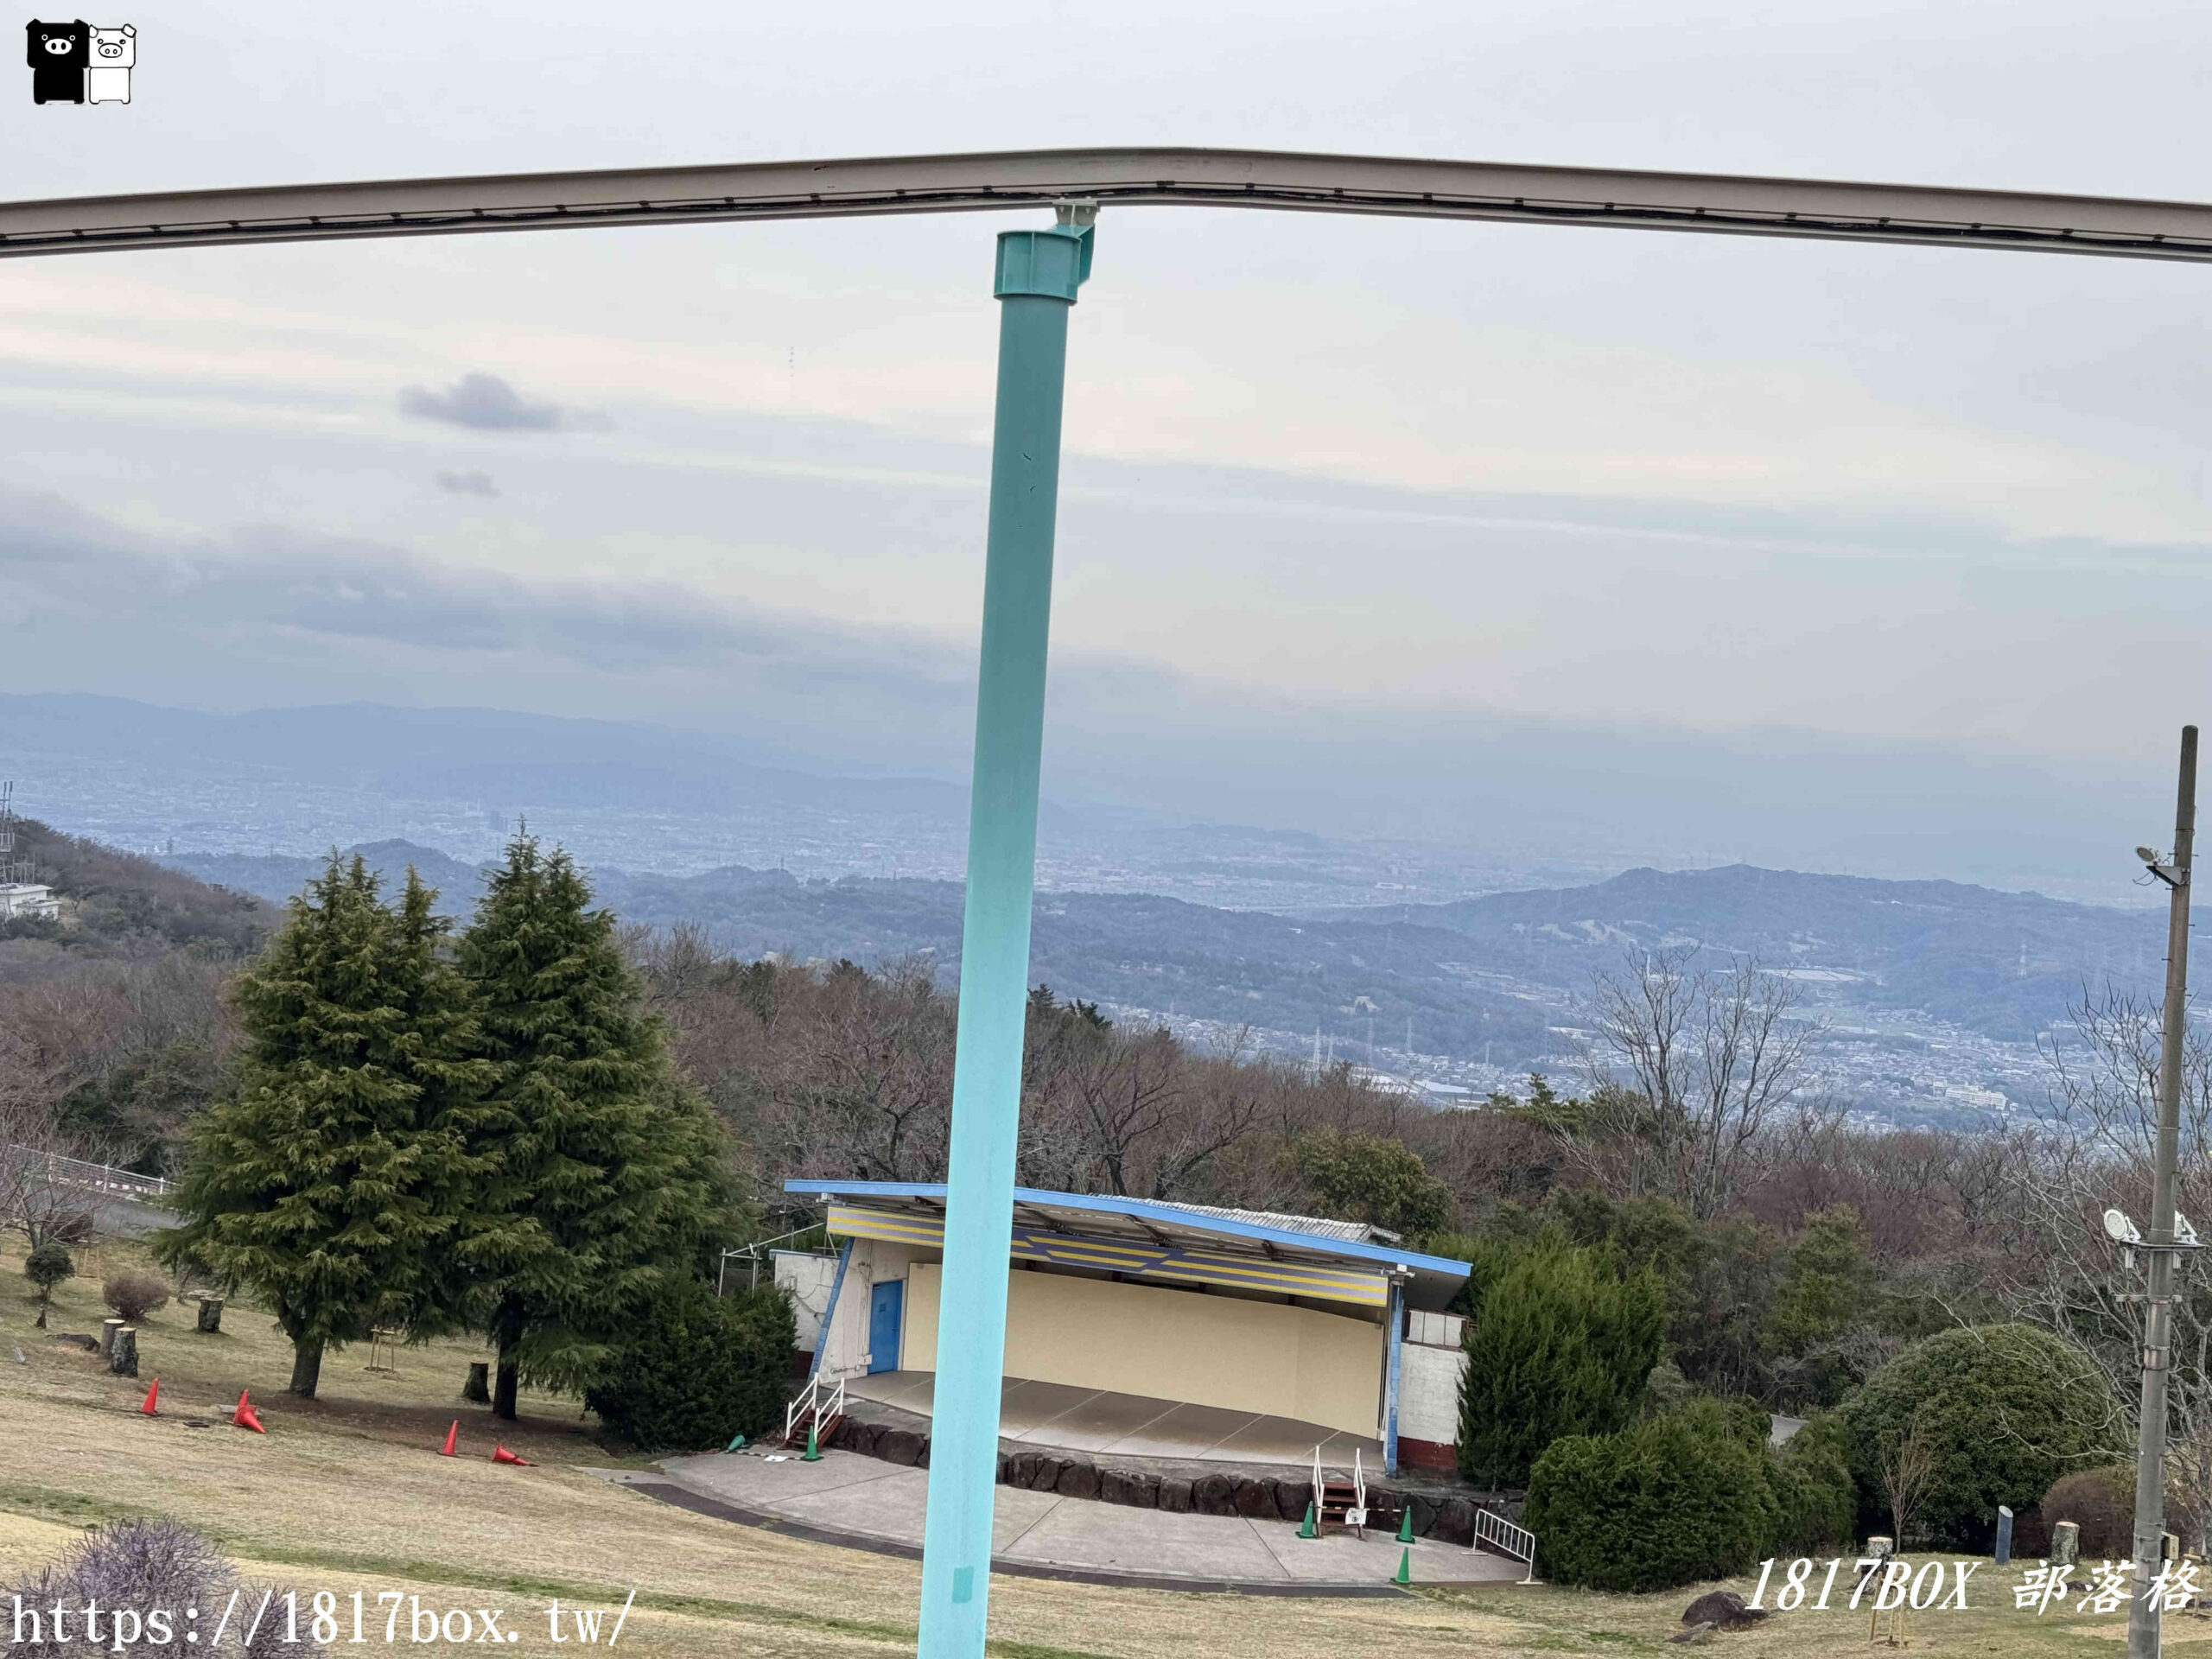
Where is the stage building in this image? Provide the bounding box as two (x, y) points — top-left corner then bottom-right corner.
(777, 1179), (1471, 1474)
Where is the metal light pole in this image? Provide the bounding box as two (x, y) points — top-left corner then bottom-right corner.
(916, 203), (1094, 1659)
(2128, 724), (2197, 1659)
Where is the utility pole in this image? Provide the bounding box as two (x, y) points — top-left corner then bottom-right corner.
(2128, 724), (2197, 1659)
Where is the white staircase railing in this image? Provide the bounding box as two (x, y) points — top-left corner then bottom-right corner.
(1471, 1506), (1538, 1583)
(783, 1373), (845, 1446)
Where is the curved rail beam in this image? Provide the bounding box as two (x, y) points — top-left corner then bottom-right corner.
(6, 145), (2212, 263)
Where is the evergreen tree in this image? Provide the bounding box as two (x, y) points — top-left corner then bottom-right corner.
(158, 858), (488, 1397)
(1763, 1203), (1867, 1356)
(1456, 1242), (1667, 1488)
(455, 833), (734, 1420)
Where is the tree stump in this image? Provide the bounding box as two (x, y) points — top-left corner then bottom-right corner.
(110, 1327), (137, 1378)
(99, 1318), (124, 1361)
(463, 1362), (491, 1404)
(196, 1298), (224, 1335)
(2051, 1520), (2081, 1569)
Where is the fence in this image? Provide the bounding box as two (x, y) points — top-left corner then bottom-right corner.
(5, 1146), (173, 1202)
(1471, 1507), (1539, 1584)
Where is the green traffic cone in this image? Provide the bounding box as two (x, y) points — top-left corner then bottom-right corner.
(1393, 1547), (1411, 1586)
(1396, 1503), (1414, 1544)
(1297, 1501), (1317, 1540)
(724, 1433), (747, 1453)
(801, 1421), (822, 1462)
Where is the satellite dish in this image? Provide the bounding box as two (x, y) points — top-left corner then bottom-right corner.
(2107, 1208), (2144, 1245)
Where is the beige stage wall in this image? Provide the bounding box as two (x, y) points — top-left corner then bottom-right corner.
(901, 1262), (1382, 1438)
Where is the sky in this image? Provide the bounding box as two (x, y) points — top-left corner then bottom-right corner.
(4, 0), (2212, 895)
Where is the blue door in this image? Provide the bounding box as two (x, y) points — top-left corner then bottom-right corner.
(868, 1279), (904, 1375)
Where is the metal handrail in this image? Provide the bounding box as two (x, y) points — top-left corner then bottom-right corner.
(7, 1146), (171, 1200)
(7, 147), (2212, 265)
(1471, 1506), (1539, 1584)
(783, 1372), (845, 1446)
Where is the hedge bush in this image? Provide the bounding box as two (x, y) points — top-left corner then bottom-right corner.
(584, 1278), (794, 1452)
(1839, 1323), (2111, 1551)
(1523, 1398), (1778, 1592)
(1458, 1243), (1666, 1488)
(2039, 1465), (2134, 1559)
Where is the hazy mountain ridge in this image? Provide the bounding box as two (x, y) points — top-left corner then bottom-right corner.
(163, 845), (2161, 1070)
(1357, 863), (2164, 1040)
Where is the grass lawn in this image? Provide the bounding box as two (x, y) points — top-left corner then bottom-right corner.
(0, 1234), (2178, 1656)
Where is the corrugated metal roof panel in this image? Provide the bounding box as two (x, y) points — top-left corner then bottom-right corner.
(1147, 1199), (1401, 1247)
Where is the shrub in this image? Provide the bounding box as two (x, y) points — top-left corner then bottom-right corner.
(1839, 1323), (2113, 1551)
(23, 1241), (73, 1330)
(24, 1242), (73, 1295)
(2040, 1465), (2135, 1559)
(1523, 1397), (1777, 1592)
(1458, 1243), (1666, 1488)
(584, 1278), (795, 1452)
(1769, 1413), (1858, 1554)
(5, 1517), (313, 1659)
(102, 1269), (171, 1324)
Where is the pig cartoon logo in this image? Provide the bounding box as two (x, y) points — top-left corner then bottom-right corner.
(26, 19), (87, 105)
(26, 19), (130, 105)
(86, 22), (130, 103)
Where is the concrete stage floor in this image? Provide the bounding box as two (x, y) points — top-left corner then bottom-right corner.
(847, 1370), (1388, 1468)
(631, 1448), (1524, 1593)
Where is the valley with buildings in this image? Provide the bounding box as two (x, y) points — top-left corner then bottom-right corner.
(5, 695), (2166, 1131)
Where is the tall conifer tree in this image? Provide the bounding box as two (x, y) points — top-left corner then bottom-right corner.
(455, 832), (732, 1420)
(161, 858), (489, 1397)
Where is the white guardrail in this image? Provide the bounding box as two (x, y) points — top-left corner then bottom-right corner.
(1472, 1507), (1539, 1584)
(7, 1146), (172, 1201)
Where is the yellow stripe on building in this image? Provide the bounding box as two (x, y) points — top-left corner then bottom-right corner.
(824, 1204), (1389, 1307)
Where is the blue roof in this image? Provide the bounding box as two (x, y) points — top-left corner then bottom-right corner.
(783, 1179), (1471, 1280)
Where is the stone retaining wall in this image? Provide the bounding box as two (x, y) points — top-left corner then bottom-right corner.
(823, 1416), (1516, 1543)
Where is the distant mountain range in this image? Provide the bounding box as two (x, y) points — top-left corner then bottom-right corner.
(168, 844), (2163, 1066)
(10, 692), (1596, 912)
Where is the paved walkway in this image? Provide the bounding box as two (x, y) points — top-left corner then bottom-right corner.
(848, 1370), (1385, 1466)
(624, 1447), (1525, 1593)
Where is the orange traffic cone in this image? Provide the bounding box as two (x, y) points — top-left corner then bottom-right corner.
(491, 1442), (531, 1466)
(232, 1389), (265, 1433)
(139, 1379), (160, 1416)
(438, 1421), (458, 1457)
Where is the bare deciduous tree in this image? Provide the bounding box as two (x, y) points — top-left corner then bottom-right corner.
(1878, 1412), (1940, 1548)
(1575, 947), (1826, 1219)
(1990, 986), (2212, 1545)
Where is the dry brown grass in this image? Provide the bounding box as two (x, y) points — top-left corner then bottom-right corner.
(0, 1234), (2167, 1656)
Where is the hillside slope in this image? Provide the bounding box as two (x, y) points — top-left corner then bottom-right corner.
(4, 817), (275, 961)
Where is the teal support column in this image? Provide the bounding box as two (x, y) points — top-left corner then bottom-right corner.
(1383, 1275), (1404, 1478)
(916, 205), (1093, 1659)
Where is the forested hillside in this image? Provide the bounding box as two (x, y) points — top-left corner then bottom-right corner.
(169, 843), (2168, 1057)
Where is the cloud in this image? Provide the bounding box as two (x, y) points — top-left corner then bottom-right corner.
(397, 372), (605, 433)
(434, 469), (499, 497)
(0, 479), (2178, 901)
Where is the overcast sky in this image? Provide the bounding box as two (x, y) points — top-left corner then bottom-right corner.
(5, 0), (2211, 891)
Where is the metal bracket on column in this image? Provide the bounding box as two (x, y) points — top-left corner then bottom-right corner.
(995, 201), (1095, 300)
